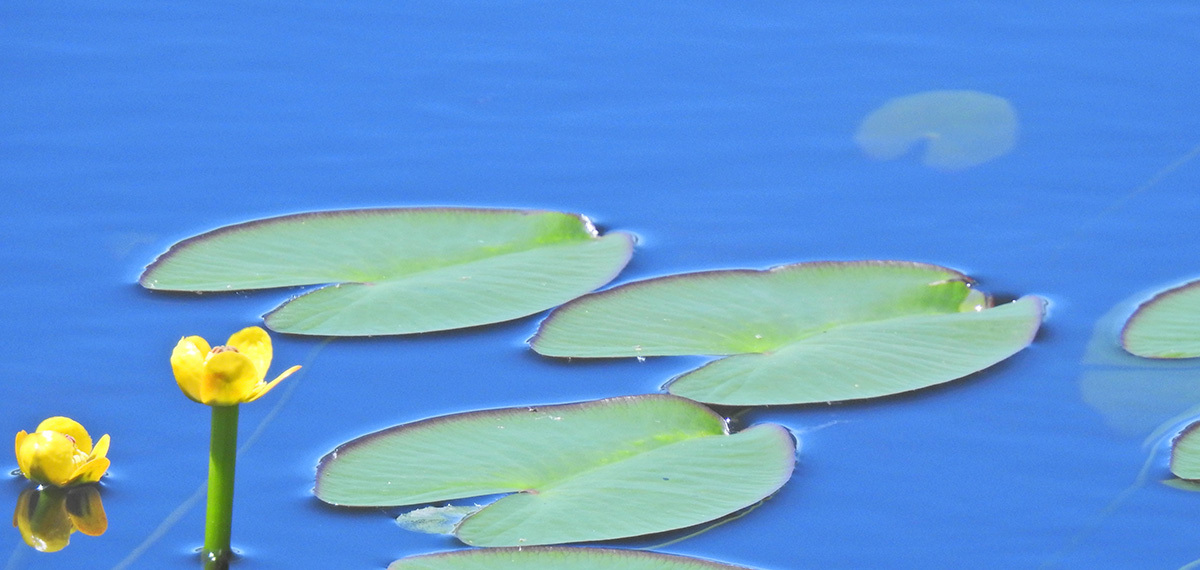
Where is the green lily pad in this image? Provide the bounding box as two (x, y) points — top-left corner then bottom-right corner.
(139, 208), (634, 336)
(1122, 279), (1200, 358)
(855, 90), (1018, 171)
(1172, 421), (1200, 481)
(531, 261), (1044, 405)
(388, 547), (759, 570)
(315, 394), (797, 547)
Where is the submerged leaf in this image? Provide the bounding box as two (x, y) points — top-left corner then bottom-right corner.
(388, 547), (760, 569)
(140, 208), (634, 336)
(397, 505), (484, 535)
(1163, 478), (1200, 493)
(855, 90), (1018, 171)
(1079, 298), (1200, 438)
(532, 261), (1043, 405)
(315, 395), (796, 546)
(1122, 279), (1200, 358)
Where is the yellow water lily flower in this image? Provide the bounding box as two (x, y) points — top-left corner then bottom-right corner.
(171, 326), (301, 406)
(13, 486), (107, 552)
(14, 417), (110, 488)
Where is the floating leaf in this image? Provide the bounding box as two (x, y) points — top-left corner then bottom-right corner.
(315, 395), (796, 546)
(140, 208), (634, 336)
(855, 90), (1018, 171)
(1121, 279), (1200, 358)
(532, 261), (1043, 405)
(1172, 422), (1200, 481)
(388, 547), (759, 570)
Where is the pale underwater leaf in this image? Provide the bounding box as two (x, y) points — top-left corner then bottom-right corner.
(855, 90), (1017, 171)
(396, 505), (483, 535)
(1081, 283), (1200, 438)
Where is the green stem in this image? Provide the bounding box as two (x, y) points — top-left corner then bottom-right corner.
(204, 404), (239, 569)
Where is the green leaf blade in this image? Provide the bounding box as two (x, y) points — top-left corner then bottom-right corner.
(1122, 280), (1200, 358)
(315, 395), (729, 507)
(388, 547), (759, 570)
(1171, 422), (1200, 481)
(456, 424), (795, 546)
(315, 395), (796, 546)
(531, 260), (973, 357)
(139, 208), (633, 335)
(531, 261), (1041, 405)
(667, 296), (1045, 405)
(264, 233), (633, 335)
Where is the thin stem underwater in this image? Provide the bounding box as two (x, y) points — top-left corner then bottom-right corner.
(204, 404), (239, 569)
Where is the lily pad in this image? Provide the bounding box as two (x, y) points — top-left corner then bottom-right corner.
(855, 90), (1018, 171)
(315, 394), (797, 546)
(139, 208), (634, 336)
(388, 547), (759, 570)
(1172, 422), (1200, 481)
(531, 261), (1044, 405)
(1121, 279), (1200, 358)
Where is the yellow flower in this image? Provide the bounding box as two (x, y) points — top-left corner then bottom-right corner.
(171, 326), (301, 406)
(13, 486), (107, 552)
(14, 417), (110, 488)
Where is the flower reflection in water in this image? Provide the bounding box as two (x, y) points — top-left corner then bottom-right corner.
(12, 485), (107, 553)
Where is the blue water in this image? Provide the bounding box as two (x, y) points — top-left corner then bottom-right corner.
(4, 2), (1200, 568)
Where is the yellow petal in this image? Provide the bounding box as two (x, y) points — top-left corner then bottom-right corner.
(15, 430), (28, 473)
(226, 326), (272, 383)
(68, 434), (111, 485)
(245, 364), (302, 402)
(171, 336), (211, 403)
(35, 417), (92, 455)
(186, 335), (212, 354)
(201, 350), (259, 405)
(19, 432), (80, 487)
(90, 434), (110, 461)
(70, 456), (110, 485)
